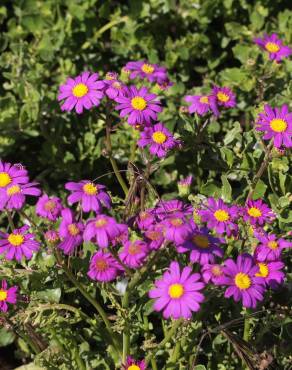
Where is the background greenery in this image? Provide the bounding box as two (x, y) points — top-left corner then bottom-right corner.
(0, 0), (292, 369)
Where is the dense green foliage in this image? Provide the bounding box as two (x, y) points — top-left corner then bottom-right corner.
(0, 1), (291, 369)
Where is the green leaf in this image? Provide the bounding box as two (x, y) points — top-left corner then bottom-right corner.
(0, 327), (15, 347)
(221, 175), (232, 202)
(252, 179), (267, 199)
(34, 288), (61, 303)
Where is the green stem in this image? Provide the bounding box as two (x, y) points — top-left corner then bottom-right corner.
(170, 341), (181, 364)
(72, 343), (86, 370)
(6, 210), (15, 230)
(122, 290), (130, 363)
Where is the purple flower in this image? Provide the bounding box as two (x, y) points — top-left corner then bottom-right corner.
(0, 226), (40, 261)
(149, 261), (205, 319)
(199, 198), (238, 236)
(88, 250), (122, 282)
(255, 261), (285, 289)
(0, 280), (18, 312)
(58, 209), (84, 255)
(58, 72), (105, 114)
(0, 161), (29, 190)
(254, 233), (292, 261)
(125, 60), (168, 84)
(144, 225), (165, 250)
(161, 213), (193, 245)
(177, 227), (224, 265)
(178, 175), (193, 197)
(154, 199), (193, 220)
(221, 254), (265, 308)
(136, 209), (156, 231)
(243, 199), (275, 226)
(122, 356), (147, 370)
(119, 240), (148, 268)
(104, 79), (127, 100)
(111, 224), (129, 247)
(201, 264), (225, 285)
(65, 181), (111, 213)
(83, 215), (124, 248)
(254, 33), (292, 62)
(256, 104), (292, 148)
(115, 86), (162, 127)
(44, 230), (60, 245)
(0, 182), (41, 210)
(36, 194), (63, 221)
(212, 86), (236, 108)
(138, 122), (178, 158)
(184, 94), (219, 116)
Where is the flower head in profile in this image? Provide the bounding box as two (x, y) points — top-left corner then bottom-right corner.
(0, 182), (41, 210)
(178, 175), (193, 197)
(154, 199), (193, 220)
(0, 280), (18, 312)
(184, 94), (219, 116)
(58, 72), (105, 114)
(149, 261), (205, 319)
(136, 209), (156, 231)
(122, 356), (147, 370)
(138, 122), (178, 158)
(254, 33), (292, 62)
(243, 199), (275, 226)
(201, 263), (225, 285)
(119, 240), (148, 268)
(254, 261), (285, 289)
(254, 232), (291, 261)
(198, 198), (238, 236)
(125, 60), (168, 84)
(221, 254), (265, 308)
(144, 225), (165, 250)
(58, 209), (84, 255)
(44, 230), (60, 245)
(161, 212), (193, 245)
(256, 104), (292, 148)
(65, 181), (111, 213)
(212, 86), (236, 108)
(0, 226), (40, 261)
(36, 194), (63, 221)
(88, 250), (123, 282)
(104, 78), (127, 100)
(177, 227), (224, 265)
(115, 86), (162, 127)
(0, 161), (29, 190)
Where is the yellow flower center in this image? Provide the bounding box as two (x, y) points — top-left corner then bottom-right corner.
(95, 218), (107, 228)
(199, 96), (209, 104)
(265, 42), (280, 53)
(168, 283), (184, 299)
(0, 172), (12, 188)
(255, 263), (269, 278)
(68, 224), (79, 236)
(192, 235), (209, 249)
(44, 200), (56, 211)
(217, 92), (229, 102)
(112, 81), (122, 89)
(8, 233), (24, 246)
(147, 231), (161, 241)
(234, 272), (251, 290)
(128, 243), (142, 255)
(269, 118), (287, 133)
(141, 63), (154, 74)
(105, 72), (115, 80)
(96, 259), (108, 271)
(268, 241), (278, 250)
(131, 96), (147, 110)
(72, 83), (88, 98)
(170, 218), (183, 227)
(214, 209), (229, 222)
(152, 131), (167, 144)
(7, 185), (21, 196)
(247, 207), (262, 218)
(212, 265), (223, 276)
(83, 182), (97, 195)
(0, 290), (8, 301)
(140, 212), (149, 220)
(128, 365), (141, 370)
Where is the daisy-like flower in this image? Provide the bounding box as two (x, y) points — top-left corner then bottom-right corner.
(0, 226), (40, 261)
(178, 175), (193, 197)
(154, 199), (193, 220)
(149, 261), (205, 319)
(243, 199), (275, 226)
(184, 94), (219, 116)
(58, 209), (84, 255)
(119, 240), (148, 268)
(138, 122), (178, 158)
(36, 194), (63, 221)
(212, 86), (236, 108)
(88, 250), (122, 282)
(256, 104), (292, 148)
(83, 215), (124, 248)
(58, 72), (105, 114)
(177, 227), (224, 265)
(122, 356), (147, 370)
(125, 60), (168, 84)
(136, 209), (155, 231)
(44, 230), (60, 245)
(254, 233), (292, 261)
(65, 180), (111, 213)
(0, 161), (29, 190)
(221, 254), (265, 308)
(0, 182), (41, 210)
(161, 212), (193, 245)
(201, 263), (225, 285)
(0, 280), (18, 312)
(111, 224), (129, 247)
(115, 86), (162, 127)
(254, 261), (285, 289)
(104, 78), (127, 100)
(198, 198), (238, 236)
(144, 225), (165, 250)
(254, 33), (292, 62)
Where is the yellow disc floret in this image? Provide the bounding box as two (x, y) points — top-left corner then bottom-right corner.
(72, 83), (88, 98)
(199, 96), (209, 104)
(141, 64), (154, 74)
(131, 97), (147, 110)
(247, 207), (262, 218)
(214, 209), (229, 222)
(83, 182), (97, 195)
(128, 365), (141, 370)
(269, 119), (287, 133)
(168, 283), (184, 299)
(152, 131), (167, 144)
(7, 185), (21, 196)
(268, 241), (278, 250)
(0, 290), (8, 301)
(234, 272), (251, 290)
(68, 224), (79, 236)
(0, 172), (11, 188)
(95, 218), (107, 228)
(265, 42), (280, 53)
(217, 92), (229, 103)
(8, 233), (24, 246)
(96, 259), (108, 271)
(255, 263), (269, 278)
